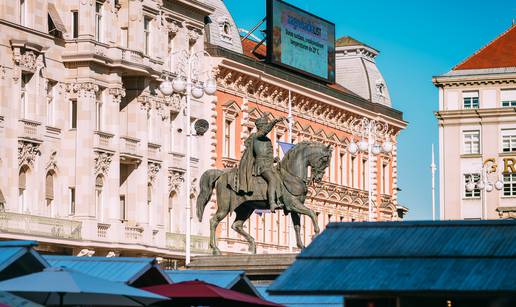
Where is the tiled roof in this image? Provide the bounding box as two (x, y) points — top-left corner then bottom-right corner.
(454, 24), (516, 70)
(44, 256), (170, 285)
(241, 38), (266, 60)
(269, 220), (516, 294)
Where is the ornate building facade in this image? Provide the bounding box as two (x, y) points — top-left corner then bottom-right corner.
(210, 37), (406, 253)
(434, 24), (516, 220)
(0, 0), (406, 258)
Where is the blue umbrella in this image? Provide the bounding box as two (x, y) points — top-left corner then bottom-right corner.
(0, 291), (42, 306)
(0, 267), (167, 306)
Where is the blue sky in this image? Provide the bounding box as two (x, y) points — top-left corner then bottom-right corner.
(225, 0), (516, 220)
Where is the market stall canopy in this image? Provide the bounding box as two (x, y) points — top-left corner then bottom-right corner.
(0, 241), (48, 282)
(143, 280), (283, 307)
(44, 255), (170, 287)
(0, 267), (168, 306)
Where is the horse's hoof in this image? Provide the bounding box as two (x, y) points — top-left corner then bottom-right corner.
(297, 244), (305, 249)
(212, 249), (221, 256)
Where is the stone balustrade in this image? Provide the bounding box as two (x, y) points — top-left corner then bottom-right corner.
(94, 131), (114, 150)
(0, 211), (82, 240)
(165, 232), (210, 254)
(19, 119), (42, 141)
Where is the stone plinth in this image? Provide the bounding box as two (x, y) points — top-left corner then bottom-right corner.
(188, 254), (297, 283)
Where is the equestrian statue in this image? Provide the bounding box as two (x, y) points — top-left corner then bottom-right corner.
(196, 114), (332, 255)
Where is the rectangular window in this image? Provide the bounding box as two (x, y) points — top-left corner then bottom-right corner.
(503, 173), (516, 197)
(20, 0), (26, 26)
(72, 11), (79, 38)
(362, 159), (367, 190)
(46, 81), (56, 126)
(69, 187), (76, 215)
(464, 174), (481, 198)
(95, 90), (103, 131)
(463, 130), (480, 154)
(502, 129), (516, 152)
(70, 99), (77, 129)
(144, 17), (151, 55)
(224, 119), (231, 157)
(95, 2), (102, 42)
(501, 89), (516, 107)
(351, 156), (355, 188)
(20, 74), (30, 119)
(463, 91), (479, 109)
(382, 164), (387, 194)
(120, 195), (126, 220)
(339, 153), (345, 185)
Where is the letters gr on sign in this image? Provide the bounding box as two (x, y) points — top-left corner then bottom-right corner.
(483, 157), (516, 174)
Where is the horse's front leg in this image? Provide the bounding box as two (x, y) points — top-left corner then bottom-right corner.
(232, 206), (256, 254)
(289, 196), (320, 236)
(290, 212), (304, 249)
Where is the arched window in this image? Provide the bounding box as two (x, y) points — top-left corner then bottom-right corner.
(147, 183), (153, 225)
(95, 175), (104, 221)
(168, 191), (177, 232)
(46, 171), (55, 216)
(18, 166), (29, 213)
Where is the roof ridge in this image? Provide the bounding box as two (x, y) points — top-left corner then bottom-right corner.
(453, 24), (516, 70)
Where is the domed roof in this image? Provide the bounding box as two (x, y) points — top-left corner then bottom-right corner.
(335, 36), (391, 106)
(203, 0), (243, 54)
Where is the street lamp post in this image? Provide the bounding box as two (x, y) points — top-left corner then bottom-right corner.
(159, 49), (216, 265)
(465, 159), (503, 219)
(347, 118), (392, 221)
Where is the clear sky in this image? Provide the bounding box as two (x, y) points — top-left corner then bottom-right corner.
(224, 0), (516, 220)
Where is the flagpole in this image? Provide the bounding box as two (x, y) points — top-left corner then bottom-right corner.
(431, 144), (436, 221)
(287, 90), (294, 251)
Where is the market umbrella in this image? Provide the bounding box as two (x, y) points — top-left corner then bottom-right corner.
(0, 267), (168, 306)
(0, 290), (43, 306)
(143, 280), (284, 307)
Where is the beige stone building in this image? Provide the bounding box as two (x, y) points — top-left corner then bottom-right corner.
(434, 24), (516, 220)
(0, 0), (224, 259)
(0, 0), (406, 259)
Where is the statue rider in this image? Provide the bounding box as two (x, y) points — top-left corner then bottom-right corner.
(236, 114), (286, 212)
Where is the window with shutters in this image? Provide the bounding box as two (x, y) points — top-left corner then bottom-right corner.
(463, 130), (480, 154)
(501, 89), (516, 107)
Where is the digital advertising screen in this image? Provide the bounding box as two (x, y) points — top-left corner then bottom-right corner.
(266, 0), (336, 83)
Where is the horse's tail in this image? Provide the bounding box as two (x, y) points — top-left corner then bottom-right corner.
(196, 169), (224, 222)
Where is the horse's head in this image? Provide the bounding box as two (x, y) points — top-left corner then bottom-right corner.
(307, 143), (333, 183)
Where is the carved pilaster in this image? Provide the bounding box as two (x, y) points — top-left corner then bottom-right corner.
(94, 151), (113, 176)
(168, 170), (184, 194)
(148, 162), (162, 184)
(18, 141), (41, 167)
(138, 95), (152, 113)
(46, 151), (58, 172)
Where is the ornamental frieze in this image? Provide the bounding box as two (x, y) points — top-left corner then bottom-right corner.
(108, 87), (126, 104)
(18, 141), (41, 167)
(94, 151), (113, 176)
(66, 82), (99, 99)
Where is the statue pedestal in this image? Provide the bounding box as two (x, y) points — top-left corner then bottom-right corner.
(187, 254), (296, 283)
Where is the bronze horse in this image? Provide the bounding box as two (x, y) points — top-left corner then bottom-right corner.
(196, 141), (332, 255)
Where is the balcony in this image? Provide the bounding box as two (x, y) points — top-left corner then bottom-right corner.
(148, 143), (161, 161)
(97, 223), (110, 239)
(0, 211), (81, 240)
(120, 136), (141, 164)
(165, 232), (210, 254)
(19, 119), (42, 142)
(93, 131), (114, 151)
(124, 225), (144, 243)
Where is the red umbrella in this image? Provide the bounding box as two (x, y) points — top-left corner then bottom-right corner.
(143, 280), (283, 307)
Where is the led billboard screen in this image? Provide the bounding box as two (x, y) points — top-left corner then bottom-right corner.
(266, 0), (336, 83)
